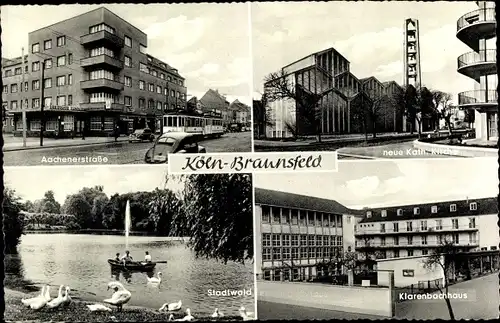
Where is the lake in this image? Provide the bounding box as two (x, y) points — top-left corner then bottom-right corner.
(6, 233), (255, 316)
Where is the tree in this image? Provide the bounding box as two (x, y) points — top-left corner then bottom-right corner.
(62, 194), (92, 228)
(350, 91), (385, 139)
(393, 84), (418, 134)
(415, 87), (435, 136)
(147, 188), (182, 235)
(252, 93), (274, 139)
(169, 174), (253, 264)
(431, 90), (455, 136)
(422, 239), (458, 320)
(39, 190), (61, 214)
(264, 69), (337, 142)
(3, 187), (25, 253)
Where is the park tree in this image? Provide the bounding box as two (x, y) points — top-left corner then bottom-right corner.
(147, 188), (183, 235)
(430, 90), (455, 136)
(169, 174), (253, 264)
(350, 91), (385, 139)
(264, 70), (339, 142)
(62, 194), (93, 228)
(40, 190), (61, 214)
(3, 187), (25, 253)
(422, 239), (458, 320)
(252, 92), (274, 139)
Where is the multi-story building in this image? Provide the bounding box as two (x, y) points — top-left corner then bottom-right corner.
(264, 47), (404, 138)
(229, 99), (250, 126)
(254, 188), (363, 282)
(199, 89), (230, 126)
(456, 1), (497, 141)
(1, 7), (186, 137)
(355, 197), (498, 260)
(2, 56), (29, 133)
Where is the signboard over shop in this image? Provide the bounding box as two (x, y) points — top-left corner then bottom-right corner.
(45, 105), (86, 112)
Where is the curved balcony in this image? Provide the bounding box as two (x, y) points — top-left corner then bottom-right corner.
(457, 49), (496, 80)
(456, 8), (496, 51)
(81, 55), (123, 71)
(458, 90), (498, 111)
(80, 30), (124, 49)
(80, 78), (124, 92)
(79, 102), (125, 112)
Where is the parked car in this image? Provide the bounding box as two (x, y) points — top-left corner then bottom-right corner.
(144, 132), (206, 164)
(129, 128), (155, 143)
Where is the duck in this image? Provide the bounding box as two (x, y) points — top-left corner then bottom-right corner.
(175, 308), (194, 321)
(103, 281), (132, 312)
(239, 306), (255, 321)
(86, 304), (113, 312)
(46, 285), (65, 309)
(211, 308), (224, 318)
(21, 286), (46, 307)
(159, 300), (182, 312)
(62, 286), (72, 306)
(147, 272), (162, 284)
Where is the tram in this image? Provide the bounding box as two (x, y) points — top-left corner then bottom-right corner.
(162, 110), (224, 138)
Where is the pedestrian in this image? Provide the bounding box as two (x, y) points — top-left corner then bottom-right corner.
(114, 125), (120, 142)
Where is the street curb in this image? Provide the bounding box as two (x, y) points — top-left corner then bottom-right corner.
(337, 152), (378, 160)
(3, 140), (129, 152)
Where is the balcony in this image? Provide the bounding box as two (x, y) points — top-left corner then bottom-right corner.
(355, 225), (478, 236)
(79, 102), (125, 112)
(80, 78), (124, 92)
(81, 55), (123, 71)
(457, 50), (496, 81)
(356, 241), (479, 249)
(80, 30), (124, 49)
(458, 90), (498, 111)
(456, 8), (496, 51)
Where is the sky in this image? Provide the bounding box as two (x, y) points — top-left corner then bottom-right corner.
(252, 1), (482, 103)
(4, 166), (184, 204)
(1, 3), (252, 105)
(253, 158), (498, 209)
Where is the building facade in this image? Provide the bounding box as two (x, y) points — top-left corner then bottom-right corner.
(355, 197), (498, 261)
(1, 7), (186, 137)
(229, 99), (251, 126)
(264, 47), (404, 138)
(199, 89), (231, 126)
(254, 188), (362, 282)
(456, 1), (497, 141)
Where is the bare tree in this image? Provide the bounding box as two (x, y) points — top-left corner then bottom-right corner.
(422, 239), (458, 320)
(432, 91), (455, 136)
(264, 69), (337, 143)
(392, 84), (418, 134)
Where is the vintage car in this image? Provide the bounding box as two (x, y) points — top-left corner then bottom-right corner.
(129, 128), (155, 143)
(144, 132), (206, 164)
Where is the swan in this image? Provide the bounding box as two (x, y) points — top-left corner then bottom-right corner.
(159, 300), (182, 312)
(239, 306), (255, 321)
(167, 314), (174, 321)
(87, 304), (113, 312)
(211, 308), (224, 317)
(29, 286), (51, 311)
(46, 285), (65, 309)
(62, 286), (72, 306)
(147, 272), (162, 284)
(44, 285), (52, 302)
(103, 281), (132, 312)
(21, 286), (46, 307)
(175, 308), (194, 321)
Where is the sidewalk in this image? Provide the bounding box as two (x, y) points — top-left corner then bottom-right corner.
(2, 135), (129, 152)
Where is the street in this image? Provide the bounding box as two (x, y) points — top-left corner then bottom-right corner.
(3, 131), (252, 166)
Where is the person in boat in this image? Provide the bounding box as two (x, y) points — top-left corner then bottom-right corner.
(144, 251), (152, 263)
(115, 253), (120, 262)
(121, 250), (134, 264)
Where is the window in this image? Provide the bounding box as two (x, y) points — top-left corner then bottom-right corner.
(44, 39), (52, 50)
(469, 217), (476, 229)
(68, 95), (73, 105)
(15, 67), (22, 75)
(124, 56), (131, 67)
(469, 202), (477, 211)
(431, 206), (438, 213)
(32, 98), (40, 109)
(156, 101), (162, 110)
(90, 116), (101, 131)
(32, 80), (40, 90)
(167, 76), (172, 81)
(281, 209), (290, 224)
(68, 74), (73, 85)
(380, 223), (385, 233)
(262, 248), (271, 261)
(422, 235), (427, 245)
(452, 218), (458, 229)
(89, 93), (117, 103)
(397, 209), (403, 216)
(394, 236), (399, 246)
(25, 65), (28, 73)
(160, 73), (165, 80)
(125, 96), (132, 106)
(139, 80), (145, 90)
(171, 89), (175, 97)
(139, 98), (145, 110)
(139, 63), (148, 73)
(24, 82), (28, 92)
(56, 76), (66, 86)
(43, 97), (52, 107)
(89, 70), (115, 81)
(406, 221), (413, 232)
(67, 53), (73, 65)
(393, 222), (399, 232)
(422, 249), (428, 255)
(11, 101), (18, 110)
(450, 204), (457, 212)
(90, 23), (115, 34)
(147, 56), (152, 62)
(394, 250), (399, 258)
(420, 220), (427, 231)
(436, 219), (442, 230)
(44, 78), (52, 88)
(90, 47), (114, 57)
(408, 236), (413, 245)
(32, 43), (40, 53)
(124, 36), (132, 47)
(148, 83), (154, 92)
(156, 85), (161, 94)
(407, 250), (414, 257)
(152, 70), (157, 77)
(452, 233), (459, 244)
(2, 85), (7, 93)
(366, 211), (372, 218)
(10, 84), (18, 93)
(124, 76), (132, 87)
(282, 234), (290, 246)
(4, 69), (12, 77)
(272, 234), (281, 246)
(32, 61), (40, 72)
(57, 96), (66, 106)
(381, 237), (386, 246)
(57, 36), (66, 47)
(414, 207), (420, 215)
(468, 232), (476, 244)
(381, 210), (387, 217)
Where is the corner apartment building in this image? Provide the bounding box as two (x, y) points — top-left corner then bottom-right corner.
(199, 89), (231, 126)
(2, 56), (28, 133)
(355, 197), (498, 260)
(229, 99), (251, 126)
(264, 47), (404, 138)
(2, 7), (187, 137)
(456, 1), (497, 141)
(254, 188), (362, 282)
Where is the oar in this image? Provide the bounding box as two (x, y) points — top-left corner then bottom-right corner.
(155, 261), (168, 263)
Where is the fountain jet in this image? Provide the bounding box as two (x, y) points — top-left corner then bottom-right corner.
(125, 200), (131, 250)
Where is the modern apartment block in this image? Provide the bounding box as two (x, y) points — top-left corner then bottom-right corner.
(264, 47), (403, 138)
(456, 1), (497, 141)
(355, 197), (498, 260)
(254, 188), (362, 282)
(1, 7), (187, 137)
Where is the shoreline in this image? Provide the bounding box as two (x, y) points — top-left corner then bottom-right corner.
(4, 287), (243, 322)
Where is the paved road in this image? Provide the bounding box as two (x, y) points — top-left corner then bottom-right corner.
(3, 132), (252, 166)
(257, 301), (386, 320)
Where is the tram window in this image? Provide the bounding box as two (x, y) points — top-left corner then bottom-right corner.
(167, 117), (172, 127)
(181, 117), (185, 127)
(173, 118), (177, 127)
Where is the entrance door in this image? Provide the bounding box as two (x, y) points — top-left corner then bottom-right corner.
(487, 112), (498, 140)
